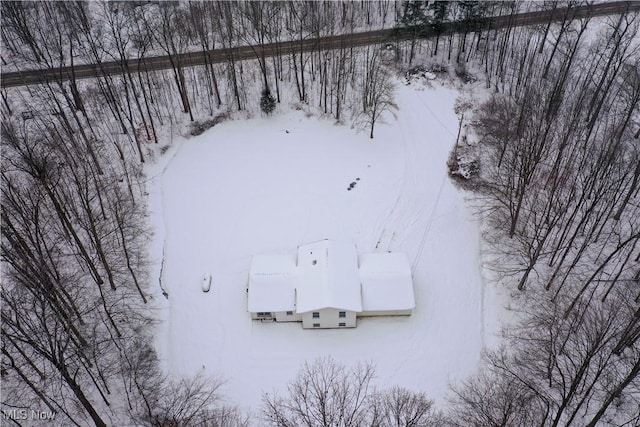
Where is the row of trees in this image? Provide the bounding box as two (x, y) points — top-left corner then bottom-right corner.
(2, 1), (402, 138)
(2, 0), (573, 145)
(2, 0), (603, 143)
(4, 0), (567, 141)
(1, 74), (247, 427)
(262, 358), (444, 427)
(452, 2), (640, 426)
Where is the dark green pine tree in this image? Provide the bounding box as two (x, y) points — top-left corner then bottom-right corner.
(260, 88), (276, 115)
(429, 1), (449, 33)
(399, 1), (431, 65)
(400, 0), (431, 28)
(429, 1), (450, 56)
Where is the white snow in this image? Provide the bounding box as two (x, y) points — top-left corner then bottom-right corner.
(297, 240), (362, 313)
(148, 81), (504, 416)
(359, 253), (415, 312)
(247, 254), (297, 313)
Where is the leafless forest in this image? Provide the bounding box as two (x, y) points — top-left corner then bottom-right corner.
(1, 1), (638, 426)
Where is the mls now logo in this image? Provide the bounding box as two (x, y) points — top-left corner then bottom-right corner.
(2, 409), (56, 421)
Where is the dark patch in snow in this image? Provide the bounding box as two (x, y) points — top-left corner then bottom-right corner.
(455, 65), (477, 84)
(404, 65), (442, 85)
(189, 113), (227, 136)
(347, 179), (360, 191)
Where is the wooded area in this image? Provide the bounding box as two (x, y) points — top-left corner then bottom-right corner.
(1, 1), (638, 426)
(451, 2), (640, 425)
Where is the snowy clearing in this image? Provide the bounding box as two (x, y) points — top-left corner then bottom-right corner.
(148, 81), (503, 414)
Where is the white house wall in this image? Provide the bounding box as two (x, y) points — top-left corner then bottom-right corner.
(275, 311), (302, 322)
(251, 312), (274, 321)
(301, 308), (357, 329)
(358, 309), (412, 317)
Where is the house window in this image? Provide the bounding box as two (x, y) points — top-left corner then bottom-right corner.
(257, 312), (272, 317)
(286, 311), (293, 316)
(312, 312), (320, 318)
(339, 311), (346, 318)
(313, 323), (320, 328)
(339, 323), (346, 327)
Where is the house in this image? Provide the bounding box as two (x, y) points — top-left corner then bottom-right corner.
(247, 240), (415, 329)
(247, 254), (300, 323)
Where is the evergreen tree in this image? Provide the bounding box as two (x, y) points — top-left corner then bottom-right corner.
(260, 88), (276, 115)
(430, 1), (450, 33)
(399, 1), (431, 65)
(429, 1), (450, 56)
(400, 0), (431, 28)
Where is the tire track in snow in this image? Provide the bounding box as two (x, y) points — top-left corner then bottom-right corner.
(412, 174), (446, 276)
(380, 85), (454, 375)
(381, 86), (459, 377)
(409, 86), (488, 351)
(370, 150), (406, 251)
(408, 88), (456, 275)
(372, 83), (420, 252)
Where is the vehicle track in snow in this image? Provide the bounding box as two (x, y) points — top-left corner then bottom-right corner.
(408, 88), (457, 275)
(408, 86), (489, 351)
(390, 86), (448, 372)
(371, 83), (422, 253)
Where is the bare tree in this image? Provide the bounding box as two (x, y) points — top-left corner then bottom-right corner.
(450, 280), (640, 427)
(359, 48), (398, 139)
(132, 370), (238, 427)
(369, 386), (444, 427)
(262, 357), (374, 427)
(449, 368), (543, 427)
(142, 2), (194, 121)
(262, 358), (443, 427)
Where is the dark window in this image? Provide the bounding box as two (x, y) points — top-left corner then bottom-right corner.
(339, 311), (346, 318)
(257, 312), (271, 317)
(313, 323), (320, 328)
(339, 323), (346, 327)
(286, 311), (293, 316)
(312, 312), (320, 318)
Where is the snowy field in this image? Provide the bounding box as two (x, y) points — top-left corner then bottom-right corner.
(148, 81), (503, 415)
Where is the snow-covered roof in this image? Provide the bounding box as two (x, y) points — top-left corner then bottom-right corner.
(248, 242), (414, 315)
(247, 254), (297, 312)
(359, 253), (415, 311)
(296, 240), (363, 313)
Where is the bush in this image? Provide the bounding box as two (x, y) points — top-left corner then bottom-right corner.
(260, 88), (276, 115)
(189, 113), (227, 136)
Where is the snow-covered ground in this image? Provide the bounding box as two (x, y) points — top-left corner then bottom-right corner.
(147, 80), (504, 415)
